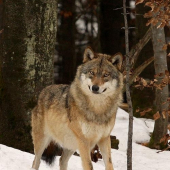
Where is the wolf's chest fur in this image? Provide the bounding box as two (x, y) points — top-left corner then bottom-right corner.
(79, 120), (112, 140)
(69, 82), (120, 125)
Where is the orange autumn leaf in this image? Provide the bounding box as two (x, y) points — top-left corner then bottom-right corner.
(162, 110), (166, 119)
(153, 111), (160, 120)
(136, 0), (144, 5)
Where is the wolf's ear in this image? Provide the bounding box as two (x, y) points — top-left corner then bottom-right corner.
(110, 53), (123, 70)
(83, 47), (95, 63)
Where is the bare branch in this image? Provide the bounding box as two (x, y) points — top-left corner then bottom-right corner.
(113, 7), (133, 10)
(129, 27), (151, 68)
(122, 56), (154, 92)
(130, 57), (154, 84)
(121, 27), (136, 29)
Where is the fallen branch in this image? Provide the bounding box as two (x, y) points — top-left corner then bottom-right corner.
(157, 146), (170, 153)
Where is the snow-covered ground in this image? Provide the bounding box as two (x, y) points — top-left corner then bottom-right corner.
(1, 108), (170, 170)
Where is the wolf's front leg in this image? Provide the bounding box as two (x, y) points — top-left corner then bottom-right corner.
(98, 136), (114, 170)
(77, 139), (93, 170)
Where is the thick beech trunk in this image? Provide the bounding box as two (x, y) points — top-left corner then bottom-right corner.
(0, 0), (57, 152)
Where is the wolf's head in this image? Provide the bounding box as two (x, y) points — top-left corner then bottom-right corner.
(76, 47), (123, 96)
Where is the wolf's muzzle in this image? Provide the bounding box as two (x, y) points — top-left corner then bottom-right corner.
(92, 85), (99, 92)
(91, 85), (100, 94)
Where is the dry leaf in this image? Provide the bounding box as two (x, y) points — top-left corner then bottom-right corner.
(162, 110), (166, 119)
(136, 0), (144, 5)
(140, 111), (146, 116)
(159, 72), (164, 77)
(165, 70), (169, 76)
(154, 84), (162, 90)
(153, 7), (159, 13)
(167, 124), (170, 131)
(152, 18), (159, 26)
(157, 23), (166, 29)
(136, 109), (140, 113)
(141, 142), (149, 146)
(145, 108), (152, 112)
(150, 80), (154, 85)
(162, 75), (169, 86)
(146, 21), (151, 26)
(154, 73), (159, 78)
(162, 44), (168, 50)
(140, 108), (152, 116)
(144, 11), (153, 18)
(134, 76), (138, 82)
(160, 135), (167, 143)
(145, 2), (152, 7)
(153, 111), (160, 120)
(141, 78), (147, 86)
(160, 134), (170, 145)
(164, 15), (169, 20)
(0, 29), (3, 34)
(134, 85), (141, 88)
(162, 101), (167, 105)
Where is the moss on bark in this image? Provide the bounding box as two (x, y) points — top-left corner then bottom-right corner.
(0, 0), (57, 152)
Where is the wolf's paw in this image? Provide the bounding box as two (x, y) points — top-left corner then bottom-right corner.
(30, 168), (36, 170)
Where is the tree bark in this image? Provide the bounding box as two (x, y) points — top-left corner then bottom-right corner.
(0, 0), (57, 152)
(150, 25), (169, 148)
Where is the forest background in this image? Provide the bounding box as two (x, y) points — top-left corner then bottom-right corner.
(0, 0), (170, 157)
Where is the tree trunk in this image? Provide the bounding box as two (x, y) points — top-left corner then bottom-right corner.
(0, 0), (57, 152)
(57, 0), (76, 84)
(150, 25), (169, 149)
(123, 0), (133, 169)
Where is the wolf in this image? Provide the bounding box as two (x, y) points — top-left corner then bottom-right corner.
(31, 47), (123, 170)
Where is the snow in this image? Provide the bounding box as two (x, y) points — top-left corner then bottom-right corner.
(1, 108), (170, 170)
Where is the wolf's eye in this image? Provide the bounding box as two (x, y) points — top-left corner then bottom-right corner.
(104, 73), (110, 77)
(89, 71), (94, 75)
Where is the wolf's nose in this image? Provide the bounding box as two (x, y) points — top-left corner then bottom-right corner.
(92, 85), (99, 92)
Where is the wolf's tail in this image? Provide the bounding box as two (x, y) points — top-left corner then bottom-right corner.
(41, 142), (62, 165)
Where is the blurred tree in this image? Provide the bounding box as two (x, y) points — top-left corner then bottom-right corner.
(100, 0), (124, 55)
(132, 3), (154, 118)
(55, 0), (100, 84)
(0, 0), (57, 152)
(0, 0), (2, 34)
(57, 0), (76, 84)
